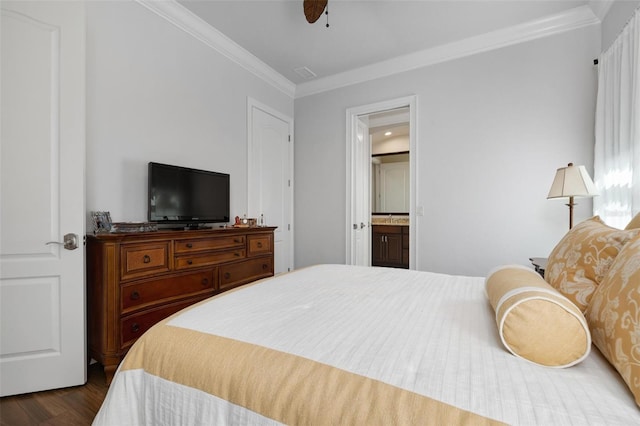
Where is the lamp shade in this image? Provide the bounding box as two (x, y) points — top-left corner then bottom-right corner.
(547, 163), (598, 199)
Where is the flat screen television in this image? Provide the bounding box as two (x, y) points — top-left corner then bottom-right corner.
(148, 162), (230, 228)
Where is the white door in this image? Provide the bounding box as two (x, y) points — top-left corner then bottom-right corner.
(1, 1), (86, 396)
(248, 100), (293, 274)
(351, 117), (371, 266)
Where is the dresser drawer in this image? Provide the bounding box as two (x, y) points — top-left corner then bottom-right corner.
(175, 249), (245, 270)
(121, 242), (171, 280)
(121, 271), (215, 314)
(175, 235), (245, 254)
(120, 298), (206, 348)
(247, 234), (273, 257)
(219, 256), (273, 292)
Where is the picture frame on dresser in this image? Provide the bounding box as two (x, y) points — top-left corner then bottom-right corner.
(91, 211), (112, 234)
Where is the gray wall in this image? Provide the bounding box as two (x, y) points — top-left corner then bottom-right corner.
(294, 25), (601, 276)
(85, 1), (294, 227)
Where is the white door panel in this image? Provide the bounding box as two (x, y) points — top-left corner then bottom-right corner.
(353, 117), (371, 266)
(1, 1), (86, 396)
(1, 277), (61, 355)
(248, 100), (293, 274)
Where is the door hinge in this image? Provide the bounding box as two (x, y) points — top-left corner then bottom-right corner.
(288, 179), (291, 187)
(288, 224), (291, 231)
(288, 135), (291, 142)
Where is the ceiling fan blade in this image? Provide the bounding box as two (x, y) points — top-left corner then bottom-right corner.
(304, 0), (328, 24)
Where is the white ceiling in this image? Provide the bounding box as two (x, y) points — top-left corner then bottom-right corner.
(177, 0), (605, 89)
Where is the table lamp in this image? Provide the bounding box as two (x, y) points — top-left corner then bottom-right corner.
(547, 163), (598, 229)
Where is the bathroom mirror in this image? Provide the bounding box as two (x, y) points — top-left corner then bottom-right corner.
(368, 107), (410, 215)
(371, 152), (409, 214)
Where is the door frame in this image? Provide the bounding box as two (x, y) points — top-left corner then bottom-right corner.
(247, 97), (294, 272)
(345, 95), (417, 269)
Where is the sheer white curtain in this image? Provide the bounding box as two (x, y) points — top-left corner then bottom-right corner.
(594, 7), (640, 229)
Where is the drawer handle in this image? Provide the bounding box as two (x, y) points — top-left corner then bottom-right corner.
(257, 242), (263, 248)
(201, 278), (209, 286)
(143, 255), (151, 264)
(130, 291), (140, 300)
(262, 264), (268, 270)
(131, 323), (140, 333)
(224, 272), (231, 280)
(234, 252), (240, 257)
(187, 260), (193, 265)
(234, 239), (242, 243)
(186, 243), (193, 248)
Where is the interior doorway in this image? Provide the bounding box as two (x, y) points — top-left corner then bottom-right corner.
(345, 96), (417, 269)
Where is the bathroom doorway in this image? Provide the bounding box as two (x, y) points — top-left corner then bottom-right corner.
(345, 96), (417, 268)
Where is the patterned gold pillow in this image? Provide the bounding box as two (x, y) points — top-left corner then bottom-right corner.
(545, 216), (639, 311)
(585, 234), (640, 406)
(626, 212), (640, 230)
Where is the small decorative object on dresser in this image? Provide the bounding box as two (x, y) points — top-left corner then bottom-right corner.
(91, 211), (112, 234)
(86, 226), (276, 384)
(110, 222), (157, 233)
(233, 215), (257, 228)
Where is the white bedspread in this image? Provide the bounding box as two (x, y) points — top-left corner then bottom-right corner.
(94, 264), (640, 425)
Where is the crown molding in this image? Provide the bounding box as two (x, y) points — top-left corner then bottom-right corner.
(295, 5), (599, 98)
(588, 0), (614, 21)
(135, 0), (296, 99)
(134, 1), (598, 101)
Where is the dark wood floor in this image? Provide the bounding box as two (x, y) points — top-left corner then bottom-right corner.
(0, 363), (108, 426)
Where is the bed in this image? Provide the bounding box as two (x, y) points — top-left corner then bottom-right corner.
(93, 260), (640, 425)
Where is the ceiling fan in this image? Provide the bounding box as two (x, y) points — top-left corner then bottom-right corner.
(303, 0), (329, 26)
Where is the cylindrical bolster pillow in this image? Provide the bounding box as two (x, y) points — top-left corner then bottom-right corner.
(485, 265), (591, 368)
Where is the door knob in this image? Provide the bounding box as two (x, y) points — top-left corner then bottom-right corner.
(46, 233), (79, 250)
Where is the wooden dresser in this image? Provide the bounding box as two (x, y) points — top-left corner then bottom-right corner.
(86, 226), (276, 383)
